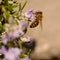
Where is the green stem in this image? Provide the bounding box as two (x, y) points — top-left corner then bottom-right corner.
(27, 49), (31, 57)
(18, 40), (22, 49)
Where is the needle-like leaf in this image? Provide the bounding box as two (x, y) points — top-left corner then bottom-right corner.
(21, 1), (27, 10)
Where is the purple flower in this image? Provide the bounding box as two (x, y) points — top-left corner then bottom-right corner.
(25, 9), (34, 21)
(10, 30), (21, 39)
(8, 48), (22, 56)
(18, 21), (28, 30)
(13, 21), (28, 37)
(2, 33), (11, 45)
(2, 21), (28, 44)
(4, 48), (22, 60)
(2, 31), (22, 44)
(0, 46), (7, 54)
(16, 21), (28, 34)
(0, 47), (22, 60)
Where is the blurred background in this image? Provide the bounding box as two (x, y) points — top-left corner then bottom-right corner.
(21, 0), (60, 60)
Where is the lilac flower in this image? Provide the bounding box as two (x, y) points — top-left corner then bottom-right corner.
(2, 21), (28, 44)
(4, 48), (22, 60)
(9, 48), (22, 56)
(2, 33), (11, 45)
(21, 36), (32, 42)
(0, 47), (22, 60)
(16, 21), (28, 34)
(10, 30), (21, 39)
(25, 9), (34, 21)
(17, 21), (28, 30)
(10, 21), (28, 38)
(0, 46), (7, 54)
(1, 31), (21, 44)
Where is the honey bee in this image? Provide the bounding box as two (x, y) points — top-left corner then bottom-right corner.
(30, 11), (43, 29)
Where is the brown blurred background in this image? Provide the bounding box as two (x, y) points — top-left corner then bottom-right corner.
(21, 0), (60, 60)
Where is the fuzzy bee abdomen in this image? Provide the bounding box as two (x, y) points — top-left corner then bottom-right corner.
(30, 20), (39, 28)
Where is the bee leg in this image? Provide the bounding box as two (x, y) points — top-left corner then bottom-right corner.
(39, 20), (42, 30)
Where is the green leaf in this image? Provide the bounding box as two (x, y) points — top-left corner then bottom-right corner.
(23, 28), (27, 34)
(7, 43), (12, 47)
(0, 15), (3, 21)
(2, 6), (10, 20)
(19, 3), (21, 11)
(12, 11), (18, 17)
(27, 49), (31, 57)
(0, 22), (4, 31)
(0, 40), (2, 48)
(4, 0), (8, 5)
(3, 11), (10, 20)
(14, 18), (19, 25)
(20, 53), (25, 58)
(21, 1), (27, 10)
(18, 40), (22, 49)
(6, 11), (10, 20)
(6, 4), (13, 11)
(7, 40), (14, 48)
